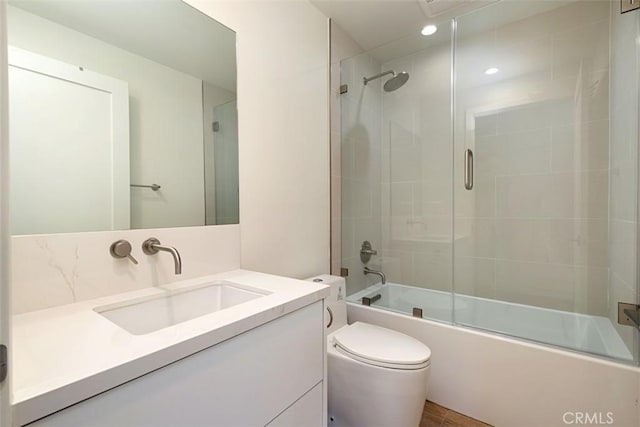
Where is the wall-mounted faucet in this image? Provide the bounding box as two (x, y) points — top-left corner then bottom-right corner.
(142, 238), (182, 275)
(364, 266), (386, 285)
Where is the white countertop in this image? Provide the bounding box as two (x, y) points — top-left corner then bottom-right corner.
(12, 269), (329, 426)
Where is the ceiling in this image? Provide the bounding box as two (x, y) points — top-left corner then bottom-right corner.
(8, 0), (237, 92)
(311, 0), (494, 52)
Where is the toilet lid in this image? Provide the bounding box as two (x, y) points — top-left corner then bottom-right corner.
(332, 322), (431, 370)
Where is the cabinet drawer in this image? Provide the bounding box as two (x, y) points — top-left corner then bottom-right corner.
(266, 382), (323, 427)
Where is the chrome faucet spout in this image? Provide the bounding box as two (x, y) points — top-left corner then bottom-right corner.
(153, 244), (182, 274)
(142, 238), (182, 275)
(364, 266), (386, 285)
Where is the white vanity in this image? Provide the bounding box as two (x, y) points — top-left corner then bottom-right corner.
(12, 270), (329, 426)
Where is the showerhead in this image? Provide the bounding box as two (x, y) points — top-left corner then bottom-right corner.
(384, 71), (410, 92)
(362, 70), (410, 92)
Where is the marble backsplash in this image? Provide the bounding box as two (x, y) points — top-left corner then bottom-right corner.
(11, 224), (240, 314)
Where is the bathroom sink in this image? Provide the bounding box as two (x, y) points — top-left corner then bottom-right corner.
(95, 281), (269, 335)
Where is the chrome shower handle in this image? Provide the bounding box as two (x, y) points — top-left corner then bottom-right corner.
(464, 148), (474, 190)
(360, 241), (378, 263)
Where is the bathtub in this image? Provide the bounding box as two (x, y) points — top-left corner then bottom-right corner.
(348, 282), (632, 362)
(347, 282), (640, 427)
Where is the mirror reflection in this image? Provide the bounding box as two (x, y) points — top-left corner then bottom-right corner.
(7, 0), (238, 235)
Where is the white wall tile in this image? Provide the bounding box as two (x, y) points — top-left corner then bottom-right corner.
(382, 249), (414, 286)
(552, 18), (610, 80)
(610, 220), (637, 288)
(495, 219), (550, 263)
(413, 251), (451, 292)
(608, 0), (639, 352)
(453, 256), (495, 298)
(495, 99), (574, 134)
(495, 171), (608, 220)
(337, 45), (383, 295)
(551, 119), (609, 172)
(454, 218), (495, 259)
(475, 127), (551, 176)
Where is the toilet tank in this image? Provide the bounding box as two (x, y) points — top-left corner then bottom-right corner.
(306, 275), (347, 334)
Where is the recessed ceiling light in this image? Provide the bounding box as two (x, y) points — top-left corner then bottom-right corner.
(484, 67), (499, 75)
(421, 25), (438, 36)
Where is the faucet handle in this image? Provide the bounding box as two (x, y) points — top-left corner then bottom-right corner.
(110, 240), (138, 265)
(360, 240), (378, 264)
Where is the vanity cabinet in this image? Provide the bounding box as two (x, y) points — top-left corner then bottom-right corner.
(26, 301), (325, 427)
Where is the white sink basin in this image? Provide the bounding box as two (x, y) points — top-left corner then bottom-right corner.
(95, 281), (269, 335)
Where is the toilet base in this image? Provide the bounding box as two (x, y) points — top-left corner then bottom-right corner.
(327, 340), (430, 427)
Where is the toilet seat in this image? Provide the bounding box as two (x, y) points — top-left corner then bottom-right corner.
(331, 322), (431, 370)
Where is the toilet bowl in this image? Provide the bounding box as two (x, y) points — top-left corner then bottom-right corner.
(306, 275), (431, 427)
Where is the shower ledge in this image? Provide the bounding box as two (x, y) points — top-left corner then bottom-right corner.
(11, 269), (329, 426)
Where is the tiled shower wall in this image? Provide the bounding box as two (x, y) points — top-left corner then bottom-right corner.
(609, 1), (639, 354)
(334, 26), (383, 295)
(452, 1), (611, 316)
(380, 35), (453, 292)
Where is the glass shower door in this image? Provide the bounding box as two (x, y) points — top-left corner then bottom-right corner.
(453, 0), (639, 363)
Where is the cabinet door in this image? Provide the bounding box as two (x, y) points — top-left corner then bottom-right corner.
(28, 302), (324, 427)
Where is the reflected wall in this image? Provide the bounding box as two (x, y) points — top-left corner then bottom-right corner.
(7, 1), (238, 233)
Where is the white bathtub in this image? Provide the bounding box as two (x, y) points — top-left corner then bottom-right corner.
(348, 282), (633, 362)
(347, 283), (640, 427)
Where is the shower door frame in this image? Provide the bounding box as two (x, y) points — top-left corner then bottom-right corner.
(0, 1), (12, 424)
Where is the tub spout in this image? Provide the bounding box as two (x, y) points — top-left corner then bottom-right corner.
(364, 266), (386, 285)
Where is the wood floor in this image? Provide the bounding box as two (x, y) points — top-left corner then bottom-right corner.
(420, 401), (492, 427)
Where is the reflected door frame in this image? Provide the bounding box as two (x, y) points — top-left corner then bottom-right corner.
(0, 2), (11, 425)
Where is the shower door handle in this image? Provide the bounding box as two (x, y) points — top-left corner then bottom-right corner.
(464, 149), (474, 190)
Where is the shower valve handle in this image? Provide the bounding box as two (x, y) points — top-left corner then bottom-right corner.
(360, 241), (378, 264)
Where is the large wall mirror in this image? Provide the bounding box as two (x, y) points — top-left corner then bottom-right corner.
(7, 0), (238, 235)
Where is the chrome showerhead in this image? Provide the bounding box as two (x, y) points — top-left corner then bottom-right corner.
(383, 71), (409, 92)
(363, 70), (410, 92)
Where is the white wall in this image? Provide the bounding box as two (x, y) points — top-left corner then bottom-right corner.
(8, 6), (206, 230)
(186, 0), (330, 279)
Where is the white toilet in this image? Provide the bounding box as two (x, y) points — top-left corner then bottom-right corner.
(306, 275), (431, 427)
